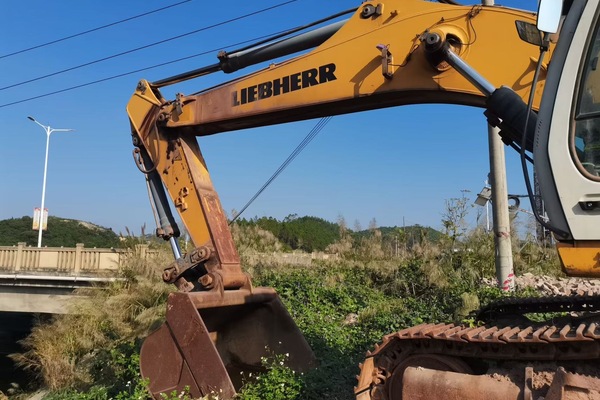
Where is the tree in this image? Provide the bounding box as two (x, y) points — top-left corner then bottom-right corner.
(368, 218), (378, 231)
(441, 196), (470, 247)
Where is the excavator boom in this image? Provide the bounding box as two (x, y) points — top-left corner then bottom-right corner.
(130, 1), (543, 138)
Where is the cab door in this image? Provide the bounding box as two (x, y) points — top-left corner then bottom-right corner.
(535, 0), (600, 242)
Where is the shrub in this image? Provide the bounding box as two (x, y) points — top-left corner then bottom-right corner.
(11, 250), (172, 394)
(238, 353), (303, 400)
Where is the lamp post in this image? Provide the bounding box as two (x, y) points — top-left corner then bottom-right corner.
(28, 116), (75, 248)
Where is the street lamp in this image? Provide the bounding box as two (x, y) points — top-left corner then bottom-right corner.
(28, 116), (75, 248)
(474, 185), (492, 232)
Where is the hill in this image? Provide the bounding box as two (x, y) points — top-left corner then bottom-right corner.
(236, 214), (340, 252)
(0, 214), (442, 252)
(0, 216), (120, 248)
(235, 214), (442, 253)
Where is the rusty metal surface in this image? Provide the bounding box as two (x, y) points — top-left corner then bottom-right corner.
(141, 289), (315, 400)
(401, 366), (521, 400)
(141, 292), (235, 399)
(186, 287), (278, 308)
(545, 367), (600, 400)
(374, 354), (471, 400)
(524, 366), (534, 400)
(355, 320), (600, 400)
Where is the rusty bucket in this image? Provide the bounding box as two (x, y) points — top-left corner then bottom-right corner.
(140, 288), (316, 399)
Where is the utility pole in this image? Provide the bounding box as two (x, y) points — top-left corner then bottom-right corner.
(483, 0), (514, 291)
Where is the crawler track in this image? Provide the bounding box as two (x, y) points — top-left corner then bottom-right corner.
(355, 304), (600, 399)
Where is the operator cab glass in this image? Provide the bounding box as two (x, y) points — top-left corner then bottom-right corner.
(573, 21), (600, 178)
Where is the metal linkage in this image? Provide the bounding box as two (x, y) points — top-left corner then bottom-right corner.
(423, 32), (495, 96)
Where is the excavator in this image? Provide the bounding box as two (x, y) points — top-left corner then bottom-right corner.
(126, 0), (600, 398)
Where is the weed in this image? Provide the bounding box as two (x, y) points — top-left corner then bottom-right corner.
(238, 353), (303, 400)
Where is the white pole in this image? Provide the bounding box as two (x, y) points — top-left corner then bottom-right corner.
(38, 126), (51, 247)
(486, 199), (490, 232)
(28, 116), (74, 248)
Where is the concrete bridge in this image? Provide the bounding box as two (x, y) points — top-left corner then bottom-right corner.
(0, 243), (157, 314)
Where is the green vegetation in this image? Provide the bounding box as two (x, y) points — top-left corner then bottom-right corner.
(235, 214), (341, 252)
(8, 208), (562, 400)
(0, 217), (120, 248)
(234, 214), (442, 254)
(237, 353), (303, 400)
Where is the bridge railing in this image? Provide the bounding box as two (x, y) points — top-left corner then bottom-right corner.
(0, 243), (158, 276)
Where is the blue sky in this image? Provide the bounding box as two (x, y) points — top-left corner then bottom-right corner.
(0, 0), (539, 237)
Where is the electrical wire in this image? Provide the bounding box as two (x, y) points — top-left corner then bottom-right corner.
(227, 7), (357, 55)
(0, 29), (292, 109)
(0, 0), (193, 60)
(0, 0), (296, 92)
(0, 4), (353, 109)
(230, 117), (332, 224)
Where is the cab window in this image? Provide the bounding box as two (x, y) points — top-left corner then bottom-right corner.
(574, 24), (600, 177)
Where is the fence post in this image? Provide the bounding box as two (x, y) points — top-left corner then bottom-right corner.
(74, 243), (84, 275)
(136, 244), (148, 259)
(15, 242), (26, 273)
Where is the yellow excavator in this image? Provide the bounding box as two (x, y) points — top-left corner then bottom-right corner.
(126, 0), (600, 398)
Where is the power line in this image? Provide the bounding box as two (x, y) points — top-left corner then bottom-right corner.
(227, 7), (356, 55)
(0, 0), (193, 60)
(0, 0), (296, 92)
(230, 117), (332, 224)
(0, 30), (292, 109)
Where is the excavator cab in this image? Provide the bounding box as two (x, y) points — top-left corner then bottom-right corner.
(533, 0), (600, 276)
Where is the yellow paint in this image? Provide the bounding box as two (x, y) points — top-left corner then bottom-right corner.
(557, 242), (600, 277)
(158, 0), (545, 133)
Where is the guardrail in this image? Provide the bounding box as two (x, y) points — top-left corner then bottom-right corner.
(0, 243), (158, 276)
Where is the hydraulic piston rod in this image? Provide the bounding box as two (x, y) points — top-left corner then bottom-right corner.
(424, 32), (496, 96)
(133, 139), (182, 258)
(153, 19), (346, 88)
(423, 32), (538, 151)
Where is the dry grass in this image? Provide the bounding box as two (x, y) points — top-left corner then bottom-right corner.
(11, 249), (173, 391)
(231, 224), (284, 255)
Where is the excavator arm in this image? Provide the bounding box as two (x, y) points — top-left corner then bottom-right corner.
(127, 0), (547, 286)
(126, 1), (564, 398)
